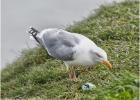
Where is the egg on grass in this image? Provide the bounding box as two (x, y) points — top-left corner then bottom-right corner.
(82, 82), (96, 91)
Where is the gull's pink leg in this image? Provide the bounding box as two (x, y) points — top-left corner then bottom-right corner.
(68, 66), (77, 81)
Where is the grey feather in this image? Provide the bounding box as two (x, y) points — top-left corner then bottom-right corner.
(42, 29), (79, 61)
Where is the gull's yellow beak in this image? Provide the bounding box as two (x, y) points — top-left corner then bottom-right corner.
(101, 60), (112, 69)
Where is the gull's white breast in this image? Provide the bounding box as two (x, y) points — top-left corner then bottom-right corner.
(65, 33), (97, 66)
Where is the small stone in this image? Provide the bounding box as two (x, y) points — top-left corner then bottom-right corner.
(82, 82), (96, 91)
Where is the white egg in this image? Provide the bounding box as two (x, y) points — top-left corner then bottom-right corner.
(82, 82), (96, 91)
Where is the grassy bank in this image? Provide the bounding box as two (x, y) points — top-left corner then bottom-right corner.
(1, 1), (139, 99)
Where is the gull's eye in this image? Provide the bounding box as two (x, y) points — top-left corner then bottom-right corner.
(95, 53), (102, 58)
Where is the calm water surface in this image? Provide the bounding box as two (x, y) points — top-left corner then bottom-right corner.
(1, 0), (122, 68)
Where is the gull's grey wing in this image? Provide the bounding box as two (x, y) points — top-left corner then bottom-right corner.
(42, 30), (79, 61)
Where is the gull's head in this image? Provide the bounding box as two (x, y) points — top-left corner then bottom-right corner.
(91, 47), (112, 69)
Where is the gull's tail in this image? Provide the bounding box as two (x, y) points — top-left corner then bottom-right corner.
(27, 27), (39, 36)
(27, 26), (40, 44)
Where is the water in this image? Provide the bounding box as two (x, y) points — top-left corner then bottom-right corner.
(1, 0), (122, 68)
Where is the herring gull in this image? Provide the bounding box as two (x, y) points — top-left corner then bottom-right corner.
(28, 27), (112, 81)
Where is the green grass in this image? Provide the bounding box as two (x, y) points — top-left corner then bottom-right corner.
(1, 1), (139, 99)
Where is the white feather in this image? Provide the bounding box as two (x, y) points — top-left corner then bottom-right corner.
(29, 35), (35, 40)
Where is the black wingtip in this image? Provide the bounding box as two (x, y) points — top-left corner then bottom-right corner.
(27, 26), (39, 36)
